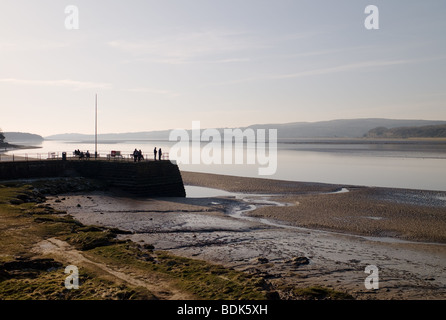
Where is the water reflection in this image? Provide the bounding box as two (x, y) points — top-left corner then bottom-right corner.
(184, 185), (238, 198)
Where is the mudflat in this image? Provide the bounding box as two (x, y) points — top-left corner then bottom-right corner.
(47, 171), (446, 300)
(182, 171), (446, 244)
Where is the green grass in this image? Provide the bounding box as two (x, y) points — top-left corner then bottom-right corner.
(0, 182), (155, 299)
(63, 229), (118, 251)
(89, 242), (268, 300)
(0, 266), (155, 300)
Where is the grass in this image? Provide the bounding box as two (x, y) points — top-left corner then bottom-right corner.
(0, 182), (156, 300)
(0, 184), (47, 261)
(0, 265), (156, 300)
(63, 229), (118, 251)
(0, 179), (269, 300)
(88, 243), (267, 300)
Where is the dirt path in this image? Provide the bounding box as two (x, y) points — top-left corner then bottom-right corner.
(33, 237), (194, 300)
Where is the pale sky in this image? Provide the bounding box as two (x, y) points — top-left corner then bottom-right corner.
(1, 0), (445, 136)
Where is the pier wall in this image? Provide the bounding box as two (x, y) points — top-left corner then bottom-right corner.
(0, 160), (186, 197)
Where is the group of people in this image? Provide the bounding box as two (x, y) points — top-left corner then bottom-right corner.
(74, 149), (91, 159)
(73, 148), (163, 162)
(133, 147), (163, 162)
(153, 147), (162, 161)
(132, 149), (144, 162)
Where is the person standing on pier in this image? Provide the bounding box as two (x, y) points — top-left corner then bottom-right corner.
(154, 147), (157, 161)
(158, 148), (162, 161)
(133, 149), (138, 162)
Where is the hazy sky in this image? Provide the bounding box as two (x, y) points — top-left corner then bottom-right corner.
(1, 0), (445, 136)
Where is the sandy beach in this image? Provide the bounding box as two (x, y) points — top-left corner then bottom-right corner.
(46, 171), (446, 300)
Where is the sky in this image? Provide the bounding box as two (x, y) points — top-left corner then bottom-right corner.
(1, 0), (445, 136)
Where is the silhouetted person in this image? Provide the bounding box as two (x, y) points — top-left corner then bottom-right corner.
(133, 149), (138, 162)
(86, 150), (90, 159)
(138, 149), (143, 162)
(158, 148), (162, 161)
(154, 147), (157, 161)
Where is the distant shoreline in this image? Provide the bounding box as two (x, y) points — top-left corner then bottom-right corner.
(43, 137), (446, 144)
(278, 137), (446, 144)
(0, 142), (41, 152)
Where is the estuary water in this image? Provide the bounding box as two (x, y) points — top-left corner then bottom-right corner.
(5, 139), (446, 192)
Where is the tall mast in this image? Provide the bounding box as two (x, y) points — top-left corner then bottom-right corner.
(95, 93), (98, 159)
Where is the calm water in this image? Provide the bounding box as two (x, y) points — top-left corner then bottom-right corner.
(4, 139), (446, 192)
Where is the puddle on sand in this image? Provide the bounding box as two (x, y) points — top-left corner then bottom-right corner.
(185, 185), (239, 198)
(364, 216), (384, 220)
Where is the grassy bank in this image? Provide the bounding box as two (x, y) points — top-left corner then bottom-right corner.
(0, 178), (269, 300)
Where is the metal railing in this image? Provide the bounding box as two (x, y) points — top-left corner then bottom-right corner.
(0, 151), (170, 162)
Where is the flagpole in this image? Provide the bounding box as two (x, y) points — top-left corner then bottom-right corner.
(95, 94), (98, 159)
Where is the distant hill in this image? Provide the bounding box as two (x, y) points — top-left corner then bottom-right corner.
(4, 132), (44, 144)
(45, 118), (446, 141)
(365, 124), (446, 138)
(248, 119), (446, 139)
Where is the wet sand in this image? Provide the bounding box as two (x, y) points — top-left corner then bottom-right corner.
(47, 171), (446, 300)
(183, 171), (446, 243)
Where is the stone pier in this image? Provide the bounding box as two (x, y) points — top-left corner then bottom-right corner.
(0, 159), (186, 197)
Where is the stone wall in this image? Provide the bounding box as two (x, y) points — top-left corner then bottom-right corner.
(0, 160), (186, 197)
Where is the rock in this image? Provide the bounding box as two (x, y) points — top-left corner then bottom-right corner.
(10, 198), (24, 205)
(253, 256), (269, 264)
(142, 243), (155, 250)
(16, 194), (31, 202)
(291, 256), (310, 267)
